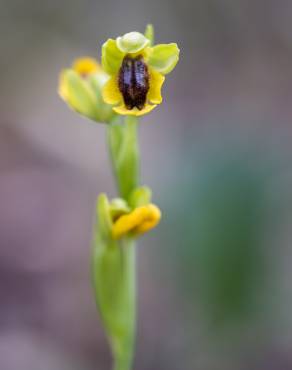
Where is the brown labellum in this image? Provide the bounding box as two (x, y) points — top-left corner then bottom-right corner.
(118, 55), (150, 110)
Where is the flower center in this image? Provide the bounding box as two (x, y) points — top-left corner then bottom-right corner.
(118, 55), (149, 110)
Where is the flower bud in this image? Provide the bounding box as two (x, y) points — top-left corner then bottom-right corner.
(59, 58), (116, 124)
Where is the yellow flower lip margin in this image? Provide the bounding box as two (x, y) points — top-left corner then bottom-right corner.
(101, 26), (180, 117)
(58, 57), (116, 124)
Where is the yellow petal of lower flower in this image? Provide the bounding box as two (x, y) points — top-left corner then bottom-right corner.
(112, 204), (161, 239)
(113, 104), (157, 116)
(112, 206), (147, 239)
(72, 57), (101, 76)
(102, 76), (122, 105)
(148, 69), (165, 104)
(134, 204), (161, 235)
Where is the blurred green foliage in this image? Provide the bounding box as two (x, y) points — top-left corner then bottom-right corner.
(162, 140), (268, 330)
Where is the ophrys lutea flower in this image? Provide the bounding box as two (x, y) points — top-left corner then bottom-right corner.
(102, 30), (179, 116)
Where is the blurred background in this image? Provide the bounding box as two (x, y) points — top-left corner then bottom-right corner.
(1, 0), (292, 369)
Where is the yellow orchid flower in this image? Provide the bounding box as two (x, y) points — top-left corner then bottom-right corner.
(97, 189), (161, 241)
(101, 27), (179, 116)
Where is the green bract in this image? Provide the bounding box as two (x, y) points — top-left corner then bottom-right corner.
(96, 193), (113, 239)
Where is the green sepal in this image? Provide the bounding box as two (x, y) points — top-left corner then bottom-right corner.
(129, 186), (152, 208)
(110, 198), (131, 220)
(116, 32), (149, 54)
(144, 24), (154, 46)
(148, 43), (180, 74)
(102, 38), (125, 75)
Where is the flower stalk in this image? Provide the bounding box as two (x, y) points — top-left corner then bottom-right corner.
(106, 116), (139, 370)
(91, 197), (136, 370)
(108, 115), (140, 201)
(92, 115), (141, 370)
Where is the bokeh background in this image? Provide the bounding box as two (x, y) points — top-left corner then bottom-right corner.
(1, 0), (292, 369)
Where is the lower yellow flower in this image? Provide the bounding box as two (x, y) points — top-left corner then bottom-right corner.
(112, 204), (161, 239)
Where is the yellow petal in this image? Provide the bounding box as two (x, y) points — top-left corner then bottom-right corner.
(134, 204), (161, 235)
(112, 204), (161, 239)
(72, 57), (101, 76)
(112, 207), (147, 239)
(148, 69), (165, 104)
(102, 75), (122, 105)
(113, 104), (157, 116)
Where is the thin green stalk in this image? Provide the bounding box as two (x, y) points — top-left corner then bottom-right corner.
(107, 115), (140, 370)
(112, 239), (136, 370)
(107, 115), (139, 201)
(91, 231), (136, 370)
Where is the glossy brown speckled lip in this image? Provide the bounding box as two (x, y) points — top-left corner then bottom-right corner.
(118, 55), (150, 110)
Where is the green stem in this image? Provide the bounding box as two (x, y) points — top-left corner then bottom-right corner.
(112, 239), (136, 370)
(107, 115), (139, 201)
(107, 115), (140, 370)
